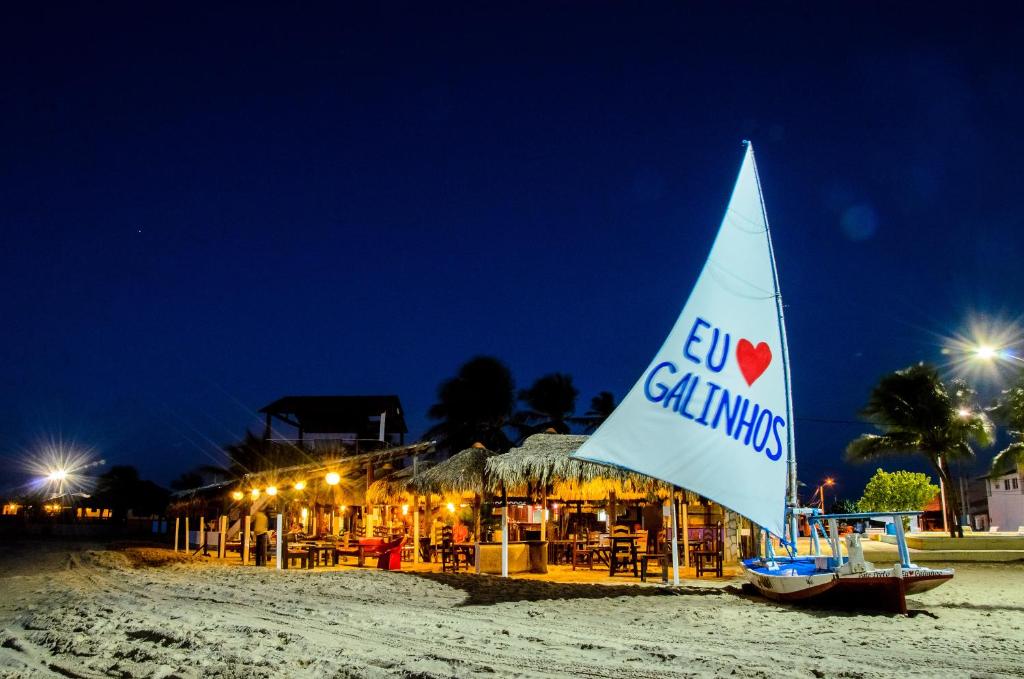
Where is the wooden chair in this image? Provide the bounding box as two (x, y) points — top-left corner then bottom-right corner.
(640, 539), (684, 582)
(692, 521), (723, 577)
(609, 525), (638, 577)
(439, 526), (469, 572)
(572, 531), (594, 570)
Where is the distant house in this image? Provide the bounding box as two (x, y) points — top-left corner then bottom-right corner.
(259, 395), (408, 452)
(987, 465), (1024, 531)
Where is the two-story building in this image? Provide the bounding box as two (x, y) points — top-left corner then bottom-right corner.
(986, 465), (1024, 531)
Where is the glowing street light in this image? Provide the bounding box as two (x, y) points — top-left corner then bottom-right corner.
(266, 486), (278, 496)
(293, 481), (306, 491)
(818, 477), (836, 512)
(250, 488), (261, 500)
(325, 472), (340, 486)
(957, 408), (972, 419)
(974, 345), (998, 361)
(231, 491), (244, 501)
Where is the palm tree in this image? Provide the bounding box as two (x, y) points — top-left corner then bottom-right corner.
(515, 372), (579, 437)
(94, 466), (169, 524)
(990, 369), (1024, 475)
(845, 364), (993, 538)
(424, 356), (516, 454)
(572, 391), (618, 433)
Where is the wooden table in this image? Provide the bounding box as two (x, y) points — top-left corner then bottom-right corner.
(290, 542), (339, 568)
(547, 540), (580, 565)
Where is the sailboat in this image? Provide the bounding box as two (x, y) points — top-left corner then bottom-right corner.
(573, 142), (953, 613)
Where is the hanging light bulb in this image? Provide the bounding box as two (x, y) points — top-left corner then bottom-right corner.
(294, 481), (306, 490)
(325, 472), (340, 485)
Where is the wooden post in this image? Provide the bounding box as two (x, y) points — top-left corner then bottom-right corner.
(413, 501), (421, 564)
(424, 496), (433, 557)
(242, 515), (251, 565)
(219, 516), (227, 559)
(365, 462), (374, 518)
(539, 489), (547, 540)
(276, 514), (283, 569)
(501, 486), (509, 578)
(174, 517), (180, 552)
(681, 497), (690, 569)
(185, 517), (190, 552)
(670, 491), (680, 586)
(474, 493), (482, 574)
(199, 515), (205, 555)
(607, 491), (616, 531)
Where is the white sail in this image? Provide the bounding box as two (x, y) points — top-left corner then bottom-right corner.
(573, 143), (794, 537)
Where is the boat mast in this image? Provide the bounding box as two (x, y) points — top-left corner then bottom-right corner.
(746, 141), (798, 542)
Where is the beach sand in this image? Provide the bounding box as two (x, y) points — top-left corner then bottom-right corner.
(0, 540), (1021, 678)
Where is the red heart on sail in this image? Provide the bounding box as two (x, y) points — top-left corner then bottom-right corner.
(736, 339), (772, 386)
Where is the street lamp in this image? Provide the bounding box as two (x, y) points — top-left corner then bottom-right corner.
(973, 345), (998, 361)
(819, 477), (836, 512)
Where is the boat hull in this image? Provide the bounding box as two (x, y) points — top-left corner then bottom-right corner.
(742, 557), (953, 614)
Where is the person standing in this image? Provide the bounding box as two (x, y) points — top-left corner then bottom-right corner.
(253, 509), (269, 566)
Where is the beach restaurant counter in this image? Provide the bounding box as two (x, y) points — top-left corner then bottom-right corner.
(473, 540), (547, 574)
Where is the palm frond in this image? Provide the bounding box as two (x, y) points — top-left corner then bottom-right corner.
(845, 432), (922, 462)
(990, 442), (1024, 476)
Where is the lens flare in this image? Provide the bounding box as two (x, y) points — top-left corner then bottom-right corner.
(24, 436), (104, 499)
(936, 314), (1024, 380)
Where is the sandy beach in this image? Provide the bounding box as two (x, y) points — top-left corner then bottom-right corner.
(0, 541), (1021, 678)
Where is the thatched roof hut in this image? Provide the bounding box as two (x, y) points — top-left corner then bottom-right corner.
(411, 444), (494, 497)
(485, 432), (696, 502)
(365, 466), (414, 505)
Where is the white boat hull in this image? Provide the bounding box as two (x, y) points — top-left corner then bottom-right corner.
(743, 557), (954, 614)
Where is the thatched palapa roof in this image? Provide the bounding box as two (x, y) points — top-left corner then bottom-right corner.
(365, 466), (414, 505)
(411, 444), (494, 496)
(485, 433), (696, 502)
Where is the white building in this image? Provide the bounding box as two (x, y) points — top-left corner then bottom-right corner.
(986, 466), (1024, 532)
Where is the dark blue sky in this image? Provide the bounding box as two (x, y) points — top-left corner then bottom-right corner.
(2, 3), (1022, 501)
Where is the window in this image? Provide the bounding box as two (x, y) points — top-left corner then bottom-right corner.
(1005, 479), (1012, 491)
(1013, 478), (1019, 490)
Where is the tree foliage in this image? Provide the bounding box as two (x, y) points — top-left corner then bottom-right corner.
(856, 468), (939, 514)
(572, 391), (618, 433)
(425, 356), (516, 453)
(990, 369), (1024, 476)
(845, 363), (993, 537)
(93, 465), (169, 522)
(516, 372), (579, 436)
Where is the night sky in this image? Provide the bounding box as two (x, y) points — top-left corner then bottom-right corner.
(3, 3), (1023, 501)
